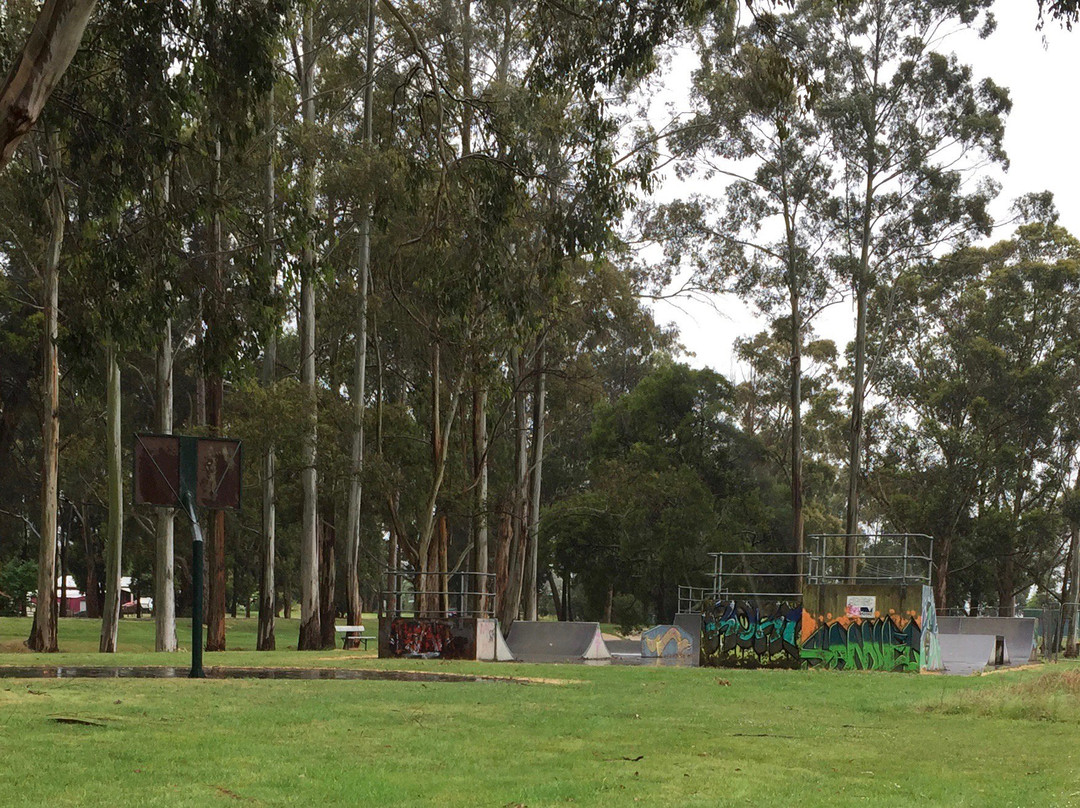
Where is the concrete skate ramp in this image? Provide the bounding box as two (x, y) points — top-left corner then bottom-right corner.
(476, 618), (515, 662)
(939, 634), (1007, 675)
(937, 617), (1036, 665)
(505, 621), (611, 662)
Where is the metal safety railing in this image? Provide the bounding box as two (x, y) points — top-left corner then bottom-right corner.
(380, 569), (496, 619)
(805, 534), (933, 586)
(679, 534), (935, 614)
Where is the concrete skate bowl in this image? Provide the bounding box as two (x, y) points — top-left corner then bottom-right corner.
(938, 617), (1036, 669)
(505, 621), (611, 663)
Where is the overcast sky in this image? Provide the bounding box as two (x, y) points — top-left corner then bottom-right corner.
(646, 1), (1080, 380)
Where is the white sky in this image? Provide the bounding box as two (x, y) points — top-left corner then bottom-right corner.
(645, 1), (1080, 380)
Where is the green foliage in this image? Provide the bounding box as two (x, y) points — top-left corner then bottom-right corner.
(0, 559), (37, 616)
(871, 206), (1080, 609)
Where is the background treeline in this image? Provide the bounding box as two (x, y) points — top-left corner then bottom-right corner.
(0, 0), (1078, 654)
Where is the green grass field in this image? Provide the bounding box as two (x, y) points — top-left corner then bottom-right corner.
(1, 617), (1078, 807)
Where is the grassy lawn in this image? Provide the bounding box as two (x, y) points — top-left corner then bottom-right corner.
(1, 618), (1078, 806)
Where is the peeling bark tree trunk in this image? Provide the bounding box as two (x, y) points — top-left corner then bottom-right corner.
(154, 318), (176, 652)
(28, 146), (63, 653)
(297, 6), (321, 651)
(99, 340), (122, 653)
(0, 0), (97, 169)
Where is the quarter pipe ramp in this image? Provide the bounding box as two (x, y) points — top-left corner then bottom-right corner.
(505, 621), (611, 662)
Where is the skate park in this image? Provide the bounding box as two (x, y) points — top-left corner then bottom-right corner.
(372, 533), (1055, 675)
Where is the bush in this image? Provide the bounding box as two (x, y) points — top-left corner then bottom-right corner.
(0, 559), (37, 616)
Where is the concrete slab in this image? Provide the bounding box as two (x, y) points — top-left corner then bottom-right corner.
(936, 617), (1035, 665)
(505, 621), (611, 662)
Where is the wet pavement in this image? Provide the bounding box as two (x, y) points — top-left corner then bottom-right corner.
(0, 665), (525, 683)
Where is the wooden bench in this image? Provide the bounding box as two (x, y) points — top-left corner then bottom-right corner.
(334, 625), (374, 650)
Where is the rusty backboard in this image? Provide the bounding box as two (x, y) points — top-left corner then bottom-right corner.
(133, 434), (241, 511)
(134, 435), (181, 507)
(196, 438), (242, 510)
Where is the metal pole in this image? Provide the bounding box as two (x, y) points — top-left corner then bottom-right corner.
(184, 493), (205, 679)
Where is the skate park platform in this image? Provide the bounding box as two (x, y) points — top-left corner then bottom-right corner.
(504, 621), (611, 662)
(937, 617), (1036, 667)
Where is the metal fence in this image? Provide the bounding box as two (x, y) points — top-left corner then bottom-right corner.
(380, 569), (496, 619)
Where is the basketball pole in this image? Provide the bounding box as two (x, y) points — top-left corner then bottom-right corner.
(179, 435), (205, 679)
(134, 432), (239, 680)
(183, 491), (205, 678)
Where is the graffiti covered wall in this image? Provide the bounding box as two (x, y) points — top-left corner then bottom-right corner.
(702, 585), (939, 672)
(800, 610), (922, 672)
(379, 616), (477, 660)
(702, 601), (802, 668)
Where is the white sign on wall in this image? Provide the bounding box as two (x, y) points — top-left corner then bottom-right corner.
(846, 595), (876, 618)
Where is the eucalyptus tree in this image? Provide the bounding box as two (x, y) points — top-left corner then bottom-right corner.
(871, 204), (1080, 611)
(26, 131), (64, 652)
(0, 0), (97, 169)
(819, 0), (1010, 568)
(651, 4), (838, 582)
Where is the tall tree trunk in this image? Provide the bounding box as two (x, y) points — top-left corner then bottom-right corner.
(154, 318), (176, 651)
(344, 36), (372, 625)
(257, 90), (277, 652)
(499, 351), (529, 627)
(205, 136), (227, 652)
(80, 503), (100, 619)
(934, 537), (951, 611)
(206, 380), (226, 650)
(344, 0), (375, 631)
(59, 508), (68, 617)
(386, 490), (399, 615)
(27, 145), (63, 653)
(472, 389), (488, 615)
(0, 0), (97, 169)
(524, 345), (546, 621)
(441, 515), (452, 615)
(844, 162), (876, 580)
(99, 340), (122, 652)
(297, 5), (321, 650)
(1064, 518), (1079, 657)
(997, 555), (1016, 618)
(783, 202), (804, 589)
(318, 509), (336, 649)
(545, 568), (563, 622)
(415, 341), (466, 615)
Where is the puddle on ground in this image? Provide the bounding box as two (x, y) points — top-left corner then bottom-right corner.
(0, 666), (530, 683)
